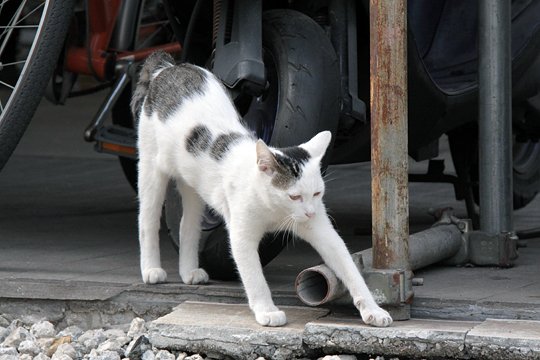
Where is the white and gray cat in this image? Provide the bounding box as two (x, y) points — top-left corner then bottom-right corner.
(132, 51), (392, 328)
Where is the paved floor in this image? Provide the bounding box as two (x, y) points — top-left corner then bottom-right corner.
(1, 92), (539, 322)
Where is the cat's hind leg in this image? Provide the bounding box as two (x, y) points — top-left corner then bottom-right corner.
(138, 159), (168, 284)
(296, 215), (393, 327)
(176, 180), (209, 285)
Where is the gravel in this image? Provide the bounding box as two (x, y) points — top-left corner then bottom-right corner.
(0, 318), (176, 360)
(0, 316), (405, 360)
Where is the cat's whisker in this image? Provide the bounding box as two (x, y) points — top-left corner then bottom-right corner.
(323, 169), (335, 178)
(275, 215), (292, 235)
(327, 212), (338, 227)
(275, 215), (295, 249)
(322, 177), (338, 184)
(290, 220), (297, 248)
(291, 220), (299, 248)
(284, 217), (295, 249)
(274, 216), (289, 233)
(323, 171), (337, 180)
(288, 218), (298, 248)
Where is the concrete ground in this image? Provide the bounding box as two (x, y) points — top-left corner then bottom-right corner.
(1, 91), (540, 358)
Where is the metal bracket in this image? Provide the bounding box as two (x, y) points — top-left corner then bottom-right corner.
(430, 209), (518, 267)
(443, 218), (471, 266)
(468, 231), (519, 267)
(356, 255), (414, 320)
(431, 208), (518, 267)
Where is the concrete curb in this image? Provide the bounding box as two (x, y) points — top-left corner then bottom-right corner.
(304, 317), (475, 359)
(149, 302), (329, 360)
(305, 317), (540, 359)
(465, 319), (540, 359)
(149, 301), (540, 360)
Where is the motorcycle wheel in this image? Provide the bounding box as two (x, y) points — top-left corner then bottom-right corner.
(0, 0), (75, 171)
(165, 9), (340, 280)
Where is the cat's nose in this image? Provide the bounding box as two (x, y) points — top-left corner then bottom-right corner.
(305, 211), (315, 219)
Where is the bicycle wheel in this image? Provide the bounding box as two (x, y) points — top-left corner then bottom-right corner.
(0, 0), (75, 171)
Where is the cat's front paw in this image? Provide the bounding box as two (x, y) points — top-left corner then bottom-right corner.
(181, 268), (209, 285)
(359, 305), (393, 327)
(142, 268), (167, 284)
(255, 310), (287, 327)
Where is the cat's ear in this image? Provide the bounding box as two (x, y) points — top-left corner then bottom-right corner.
(256, 139), (278, 176)
(301, 131), (332, 159)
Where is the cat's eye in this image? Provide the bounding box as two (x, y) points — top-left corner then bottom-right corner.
(313, 191), (321, 197)
(289, 194), (302, 201)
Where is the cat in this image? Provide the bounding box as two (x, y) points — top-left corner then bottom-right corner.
(132, 51), (393, 328)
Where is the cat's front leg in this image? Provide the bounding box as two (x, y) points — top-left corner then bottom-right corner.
(354, 296), (393, 327)
(296, 215), (393, 327)
(229, 225), (286, 327)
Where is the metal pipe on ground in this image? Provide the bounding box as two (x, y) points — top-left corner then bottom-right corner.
(295, 224), (463, 307)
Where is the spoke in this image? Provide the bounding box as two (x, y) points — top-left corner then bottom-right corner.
(0, 24), (38, 29)
(0, 80), (14, 89)
(0, 0), (25, 37)
(0, 0), (27, 56)
(1, 59), (25, 66)
(0, 99), (3, 112)
(10, 1), (44, 28)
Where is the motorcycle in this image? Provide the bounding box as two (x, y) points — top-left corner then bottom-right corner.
(1, 0), (539, 280)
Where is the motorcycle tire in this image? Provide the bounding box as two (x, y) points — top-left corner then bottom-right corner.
(165, 9), (341, 280)
(0, 0), (75, 171)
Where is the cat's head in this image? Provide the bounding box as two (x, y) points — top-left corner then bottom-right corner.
(256, 131), (332, 223)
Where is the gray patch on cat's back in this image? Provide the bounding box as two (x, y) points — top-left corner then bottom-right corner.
(186, 125), (212, 155)
(210, 132), (244, 160)
(271, 146), (311, 189)
(145, 63), (207, 120)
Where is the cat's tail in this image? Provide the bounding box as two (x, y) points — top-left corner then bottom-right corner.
(130, 50), (175, 120)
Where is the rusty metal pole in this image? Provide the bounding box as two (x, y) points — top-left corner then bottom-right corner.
(370, 1), (410, 271)
(369, 0), (411, 320)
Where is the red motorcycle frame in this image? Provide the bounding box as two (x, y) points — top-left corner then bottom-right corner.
(66, 0), (180, 81)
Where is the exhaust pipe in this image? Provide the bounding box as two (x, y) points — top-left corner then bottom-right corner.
(295, 223), (465, 306)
